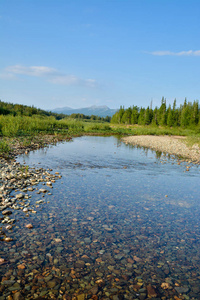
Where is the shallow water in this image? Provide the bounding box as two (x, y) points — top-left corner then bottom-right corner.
(1, 136), (200, 299)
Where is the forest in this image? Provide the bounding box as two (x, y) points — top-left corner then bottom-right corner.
(0, 100), (110, 122)
(111, 97), (200, 128)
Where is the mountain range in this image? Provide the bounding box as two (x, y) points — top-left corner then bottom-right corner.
(52, 105), (118, 118)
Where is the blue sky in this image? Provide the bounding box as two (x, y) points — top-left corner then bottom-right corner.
(1, 0), (200, 110)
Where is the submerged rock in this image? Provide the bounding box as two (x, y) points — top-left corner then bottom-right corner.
(2, 210), (12, 215)
(25, 223), (33, 229)
(147, 285), (157, 298)
(175, 286), (189, 294)
(15, 193), (24, 199)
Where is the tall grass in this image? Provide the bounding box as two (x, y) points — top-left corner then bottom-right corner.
(0, 115), (112, 137)
(0, 115), (57, 136)
(0, 114), (200, 139)
(0, 115), (69, 136)
(84, 123), (111, 132)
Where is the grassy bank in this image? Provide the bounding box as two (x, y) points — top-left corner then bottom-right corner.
(1, 115), (200, 157)
(110, 123), (200, 136)
(0, 115), (113, 137)
(2, 114), (200, 136)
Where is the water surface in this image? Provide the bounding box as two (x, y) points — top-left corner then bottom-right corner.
(1, 136), (200, 299)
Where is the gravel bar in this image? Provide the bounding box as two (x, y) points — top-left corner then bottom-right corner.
(122, 135), (200, 163)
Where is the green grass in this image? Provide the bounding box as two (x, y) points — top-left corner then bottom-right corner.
(0, 114), (200, 155)
(0, 140), (10, 154)
(84, 123), (111, 132)
(0, 115), (114, 137)
(0, 115), (59, 136)
(110, 124), (200, 137)
(1, 114), (199, 137)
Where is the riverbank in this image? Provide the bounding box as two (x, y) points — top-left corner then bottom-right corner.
(122, 135), (200, 164)
(0, 135), (69, 242)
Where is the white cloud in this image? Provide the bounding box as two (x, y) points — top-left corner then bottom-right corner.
(149, 50), (200, 56)
(5, 65), (58, 77)
(49, 75), (97, 87)
(1, 64), (97, 87)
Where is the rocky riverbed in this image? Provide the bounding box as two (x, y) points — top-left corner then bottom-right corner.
(122, 135), (200, 164)
(1, 135), (200, 299)
(0, 158), (62, 238)
(0, 135), (67, 299)
(0, 135), (67, 242)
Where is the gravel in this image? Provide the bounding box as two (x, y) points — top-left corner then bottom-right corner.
(122, 135), (200, 163)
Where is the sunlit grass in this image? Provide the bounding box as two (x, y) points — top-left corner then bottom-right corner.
(0, 114), (200, 155)
(110, 124), (200, 137)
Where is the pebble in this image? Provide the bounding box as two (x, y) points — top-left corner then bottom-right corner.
(175, 286), (189, 294)
(4, 237), (13, 242)
(77, 294), (85, 300)
(25, 224), (33, 229)
(13, 291), (23, 300)
(17, 264), (25, 270)
(15, 193), (24, 199)
(0, 258), (6, 265)
(147, 284), (157, 298)
(2, 210), (12, 215)
(39, 188), (48, 193)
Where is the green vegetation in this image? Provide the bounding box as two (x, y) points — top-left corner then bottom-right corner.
(0, 140), (10, 154)
(0, 99), (64, 119)
(0, 100), (111, 122)
(0, 100), (112, 137)
(111, 97), (200, 131)
(68, 113), (111, 122)
(0, 114), (112, 137)
(0, 98), (200, 156)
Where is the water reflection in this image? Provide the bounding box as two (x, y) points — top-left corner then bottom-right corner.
(1, 136), (200, 299)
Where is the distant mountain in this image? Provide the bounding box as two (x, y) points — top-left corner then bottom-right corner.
(52, 105), (118, 118)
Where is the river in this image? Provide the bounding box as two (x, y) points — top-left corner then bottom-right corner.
(1, 136), (200, 299)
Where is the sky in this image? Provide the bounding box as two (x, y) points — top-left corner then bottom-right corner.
(1, 0), (200, 110)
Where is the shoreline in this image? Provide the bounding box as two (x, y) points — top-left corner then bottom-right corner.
(0, 134), (70, 241)
(122, 135), (200, 164)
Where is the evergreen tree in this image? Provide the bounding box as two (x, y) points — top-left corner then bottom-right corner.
(180, 99), (191, 127)
(152, 107), (158, 125)
(138, 108), (145, 125)
(191, 100), (199, 126)
(144, 106), (151, 125)
(111, 97), (200, 128)
(158, 97), (167, 126)
(172, 99), (179, 126)
(111, 106), (125, 124)
(121, 107), (132, 124)
(131, 106), (139, 124)
(167, 105), (173, 127)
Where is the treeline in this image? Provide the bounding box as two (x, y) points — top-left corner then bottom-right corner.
(111, 98), (200, 128)
(0, 100), (66, 120)
(69, 113), (111, 122)
(0, 100), (111, 122)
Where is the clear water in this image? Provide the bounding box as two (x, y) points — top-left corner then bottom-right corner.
(1, 136), (200, 299)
